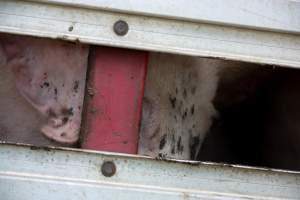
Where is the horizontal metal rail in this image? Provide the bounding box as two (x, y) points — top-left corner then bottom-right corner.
(0, 0), (300, 68)
(1, 143), (300, 199)
(27, 0), (300, 34)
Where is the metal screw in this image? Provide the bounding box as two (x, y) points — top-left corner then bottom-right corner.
(113, 20), (129, 36)
(101, 161), (116, 177)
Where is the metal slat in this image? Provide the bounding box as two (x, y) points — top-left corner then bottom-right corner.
(27, 0), (300, 34)
(1, 143), (300, 200)
(0, 0), (300, 68)
(81, 46), (148, 153)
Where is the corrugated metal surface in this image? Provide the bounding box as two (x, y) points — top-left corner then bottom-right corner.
(1, 143), (300, 199)
(0, 0), (300, 68)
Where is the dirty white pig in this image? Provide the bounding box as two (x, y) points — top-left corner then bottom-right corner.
(138, 54), (268, 160)
(0, 34), (88, 145)
(139, 53), (221, 160)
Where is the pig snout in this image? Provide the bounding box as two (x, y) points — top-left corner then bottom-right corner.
(41, 108), (80, 144)
(41, 120), (79, 144)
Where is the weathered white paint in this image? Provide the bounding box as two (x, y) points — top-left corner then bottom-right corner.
(0, 0), (300, 68)
(1, 143), (300, 199)
(26, 0), (300, 34)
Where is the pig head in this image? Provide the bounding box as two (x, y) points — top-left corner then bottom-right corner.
(0, 33), (89, 144)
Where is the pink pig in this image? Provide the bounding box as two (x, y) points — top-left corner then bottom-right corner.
(0, 33), (89, 144)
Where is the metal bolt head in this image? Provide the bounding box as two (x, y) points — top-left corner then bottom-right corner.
(101, 161), (116, 177)
(113, 20), (129, 36)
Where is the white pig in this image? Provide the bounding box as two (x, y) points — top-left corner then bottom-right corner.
(139, 53), (220, 160)
(0, 33), (88, 145)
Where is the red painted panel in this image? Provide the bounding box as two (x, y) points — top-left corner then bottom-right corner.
(82, 46), (148, 154)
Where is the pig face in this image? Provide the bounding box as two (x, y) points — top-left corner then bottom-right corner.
(0, 33), (89, 144)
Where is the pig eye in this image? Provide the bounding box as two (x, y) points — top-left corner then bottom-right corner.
(61, 107), (74, 116)
(47, 108), (57, 118)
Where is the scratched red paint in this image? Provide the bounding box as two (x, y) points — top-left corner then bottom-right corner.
(82, 47), (148, 154)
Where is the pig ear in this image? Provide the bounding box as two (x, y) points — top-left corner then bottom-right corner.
(10, 58), (50, 114)
(0, 34), (24, 62)
(15, 78), (50, 115)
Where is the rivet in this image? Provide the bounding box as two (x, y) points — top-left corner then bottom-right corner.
(113, 20), (129, 36)
(101, 161), (116, 177)
(68, 26), (73, 32)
